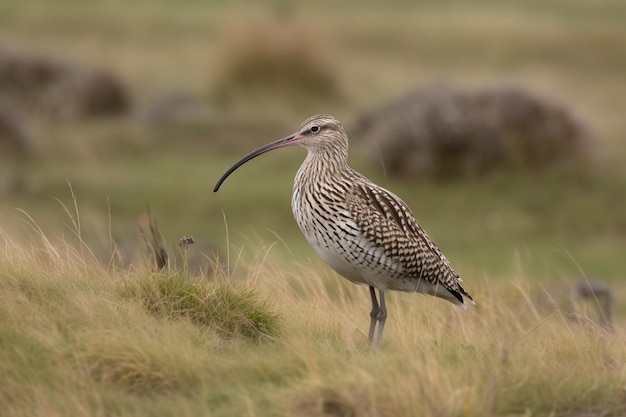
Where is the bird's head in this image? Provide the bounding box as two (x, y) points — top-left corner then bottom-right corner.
(297, 114), (347, 152)
(214, 114), (348, 192)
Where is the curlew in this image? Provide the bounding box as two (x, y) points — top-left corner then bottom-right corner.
(214, 114), (474, 346)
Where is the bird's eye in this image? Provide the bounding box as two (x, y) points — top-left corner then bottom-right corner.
(310, 125), (320, 133)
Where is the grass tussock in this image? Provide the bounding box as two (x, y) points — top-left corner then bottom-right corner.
(352, 84), (593, 181)
(120, 272), (281, 340)
(212, 19), (340, 106)
(0, 47), (130, 118)
(73, 327), (205, 396)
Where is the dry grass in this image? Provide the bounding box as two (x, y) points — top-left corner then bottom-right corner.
(273, 262), (626, 416)
(1, 224), (624, 417)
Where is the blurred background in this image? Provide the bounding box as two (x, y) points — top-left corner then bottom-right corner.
(0, 0), (625, 305)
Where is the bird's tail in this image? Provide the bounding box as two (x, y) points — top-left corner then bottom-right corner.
(434, 283), (475, 309)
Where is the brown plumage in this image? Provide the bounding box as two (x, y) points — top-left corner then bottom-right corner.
(214, 114), (474, 346)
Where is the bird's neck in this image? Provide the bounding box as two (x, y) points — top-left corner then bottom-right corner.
(295, 148), (350, 190)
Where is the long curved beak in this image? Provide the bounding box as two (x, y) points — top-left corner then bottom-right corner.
(214, 133), (301, 192)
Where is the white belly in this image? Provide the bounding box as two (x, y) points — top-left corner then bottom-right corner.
(292, 195), (402, 290)
(305, 226), (368, 285)
(292, 181), (410, 291)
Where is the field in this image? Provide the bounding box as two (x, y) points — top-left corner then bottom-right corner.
(1, 0), (626, 416)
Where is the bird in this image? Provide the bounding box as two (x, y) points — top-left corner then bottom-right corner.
(214, 114), (474, 346)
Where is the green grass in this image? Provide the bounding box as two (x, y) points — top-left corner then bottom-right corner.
(8, 148), (625, 282)
(2, 0), (626, 415)
(120, 272), (280, 340)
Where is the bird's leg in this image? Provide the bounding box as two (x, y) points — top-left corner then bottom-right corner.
(368, 286), (380, 344)
(375, 290), (387, 348)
